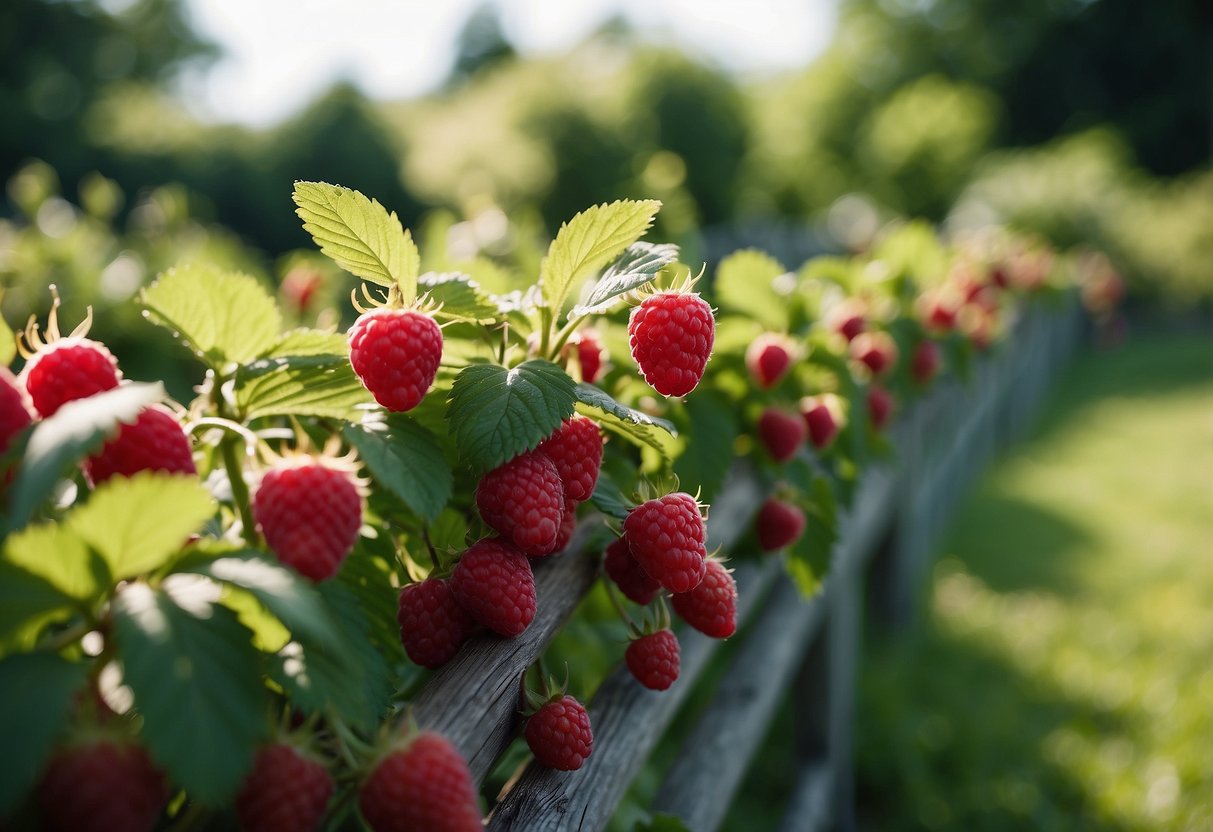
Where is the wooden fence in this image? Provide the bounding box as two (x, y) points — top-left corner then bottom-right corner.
(413, 295), (1086, 831)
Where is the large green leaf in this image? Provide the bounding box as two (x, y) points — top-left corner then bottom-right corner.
(235, 354), (373, 421)
(141, 264), (281, 367)
(0, 653), (88, 814)
(446, 360), (576, 472)
(573, 383), (679, 459)
(0, 562), (77, 654)
(112, 582), (268, 803)
(264, 328), (348, 358)
(589, 473), (632, 521)
(3, 523), (102, 603)
(343, 415), (452, 522)
(293, 182), (419, 301)
(786, 473), (837, 597)
(568, 242), (680, 320)
(540, 200), (661, 316)
(4, 382), (164, 533)
(69, 473), (214, 582)
(419, 272), (500, 324)
(714, 249), (789, 331)
(673, 391), (738, 504)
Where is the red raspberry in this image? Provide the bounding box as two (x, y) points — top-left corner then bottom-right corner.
(756, 497), (806, 551)
(603, 537), (660, 606)
(918, 289), (959, 333)
(626, 629), (680, 691)
(671, 558), (737, 639)
(474, 450), (564, 555)
(622, 492), (707, 594)
(850, 331), (898, 377)
(449, 538), (536, 637)
(37, 738), (168, 832)
(280, 266), (325, 313)
(252, 462), (362, 582)
(571, 329), (605, 384)
(358, 731), (481, 832)
(536, 415), (602, 503)
(757, 408), (806, 463)
(545, 498), (577, 556)
(628, 290), (715, 397)
(800, 395), (841, 450)
(826, 298), (867, 342)
(235, 742), (334, 832)
(745, 333), (793, 389)
(911, 339), (941, 384)
(525, 694), (594, 771)
(83, 404), (196, 486)
(0, 366), (33, 459)
(347, 307), (442, 412)
(867, 384), (894, 430)
(398, 578), (475, 669)
(21, 337), (121, 418)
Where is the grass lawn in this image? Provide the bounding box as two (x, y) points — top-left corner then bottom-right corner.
(855, 331), (1213, 832)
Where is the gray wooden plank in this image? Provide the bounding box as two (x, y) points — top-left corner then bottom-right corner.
(777, 762), (834, 832)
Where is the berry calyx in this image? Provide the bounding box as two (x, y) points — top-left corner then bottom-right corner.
(756, 497), (806, 551)
(475, 450), (565, 555)
(83, 404), (196, 486)
(398, 578), (475, 669)
(252, 460), (363, 582)
(37, 738), (168, 832)
(745, 333), (794, 389)
(358, 731), (481, 832)
(626, 629), (680, 691)
(536, 415), (603, 504)
(799, 394), (841, 451)
(757, 408), (807, 463)
(235, 742), (334, 832)
(449, 538), (537, 637)
(603, 536), (660, 606)
(622, 492), (708, 594)
(525, 694), (594, 771)
(628, 289), (715, 397)
(671, 558), (737, 639)
(347, 307), (443, 413)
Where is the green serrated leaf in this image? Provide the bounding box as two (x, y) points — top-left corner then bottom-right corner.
(714, 249), (789, 331)
(787, 474), (837, 597)
(540, 200), (661, 316)
(589, 473), (632, 521)
(447, 360), (576, 472)
(343, 415), (452, 522)
(0, 562), (76, 654)
(180, 555), (342, 651)
(141, 264), (281, 367)
(293, 182), (419, 301)
(4, 382), (164, 533)
(419, 272), (500, 324)
(0, 653), (88, 814)
(112, 581), (268, 804)
(235, 354), (373, 421)
(264, 328), (348, 358)
(69, 473), (214, 582)
(673, 392), (738, 504)
(3, 523), (102, 602)
(573, 383), (679, 459)
(568, 242), (680, 320)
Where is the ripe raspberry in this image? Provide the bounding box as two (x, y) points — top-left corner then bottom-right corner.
(628, 290), (715, 397)
(918, 289), (959, 333)
(398, 578), (475, 669)
(626, 629), (680, 691)
(0, 366), (33, 459)
(867, 384), (894, 431)
(83, 404), (196, 486)
(757, 408), (806, 463)
(826, 298), (867, 342)
(850, 331), (898, 377)
(525, 695), (594, 771)
(910, 339), (941, 385)
(253, 462), (362, 582)
(756, 497), (806, 551)
(475, 450), (565, 555)
(570, 329), (605, 384)
(745, 333), (793, 389)
(37, 738), (168, 832)
(449, 538), (536, 637)
(800, 395), (841, 450)
(358, 732), (481, 832)
(603, 537), (660, 606)
(536, 415), (602, 503)
(21, 337), (121, 418)
(235, 742), (334, 832)
(347, 307), (443, 412)
(671, 558), (737, 639)
(545, 498), (577, 556)
(622, 492), (707, 594)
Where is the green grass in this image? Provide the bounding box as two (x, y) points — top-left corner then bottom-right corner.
(855, 331), (1213, 831)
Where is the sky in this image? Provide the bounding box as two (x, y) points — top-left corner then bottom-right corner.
(179, 0), (838, 127)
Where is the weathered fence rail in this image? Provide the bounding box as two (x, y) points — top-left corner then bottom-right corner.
(412, 295), (1085, 831)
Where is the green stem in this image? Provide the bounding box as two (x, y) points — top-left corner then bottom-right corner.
(551, 315), (584, 360)
(37, 618), (92, 653)
(539, 305), (553, 360)
(221, 438), (258, 547)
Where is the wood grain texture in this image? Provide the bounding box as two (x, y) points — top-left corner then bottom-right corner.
(777, 762), (834, 832)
